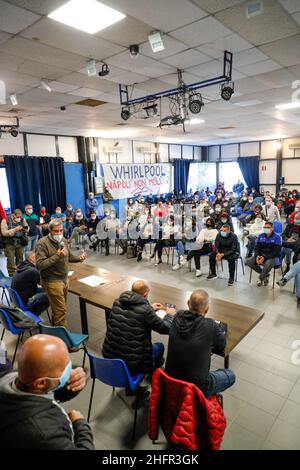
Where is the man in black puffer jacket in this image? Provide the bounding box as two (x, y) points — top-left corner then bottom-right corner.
(102, 280), (175, 375)
(207, 224), (239, 285)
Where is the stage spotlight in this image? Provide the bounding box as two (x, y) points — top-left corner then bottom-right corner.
(40, 79), (52, 92)
(144, 102), (158, 117)
(98, 63), (110, 77)
(129, 44), (139, 58)
(221, 82), (234, 101)
(10, 127), (18, 137)
(159, 114), (182, 127)
(9, 94), (18, 106)
(121, 107), (130, 120)
(188, 93), (204, 114)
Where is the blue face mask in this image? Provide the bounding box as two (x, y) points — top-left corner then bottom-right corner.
(220, 231), (228, 238)
(264, 228), (271, 235)
(27, 209), (33, 215)
(50, 361), (72, 391)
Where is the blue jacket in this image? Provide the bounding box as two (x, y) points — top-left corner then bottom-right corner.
(255, 232), (282, 260)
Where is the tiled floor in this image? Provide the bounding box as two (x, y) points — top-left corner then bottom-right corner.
(1, 227), (300, 450)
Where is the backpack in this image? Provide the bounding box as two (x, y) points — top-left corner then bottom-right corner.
(0, 305), (37, 329)
(127, 244), (137, 259)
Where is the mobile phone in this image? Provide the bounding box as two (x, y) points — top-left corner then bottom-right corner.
(166, 303), (176, 309)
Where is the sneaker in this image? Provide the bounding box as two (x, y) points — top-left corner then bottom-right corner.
(172, 263), (181, 271)
(181, 258), (188, 267)
(276, 278), (287, 287)
(228, 278), (234, 285)
(155, 258), (162, 266)
(207, 273), (217, 280)
(257, 279), (263, 287)
(179, 255), (184, 264)
(195, 270), (202, 277)
(137, 252), (142, 262)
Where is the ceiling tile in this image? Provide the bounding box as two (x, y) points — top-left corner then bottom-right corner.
(254, 68), (296, 88)
(163, 49), (210, 68)
(6, 1), (67, 15)
(21, 18), (125, 61)
(292, 12), (300, 26)
(198, 33), (253, 59)
(1, 37), (87, 71)
(68, 88), (106, 98)
(99, 0), (207, 32)
(139, 36), (188, 60)
(158, 71), (201, 86)
(259, 34), (300, 66)
(233, 48), (269, 67)
(170, 17), (232, 47)
(192, 0), (244, 13)
(216, 0), (300, 46)
(233, 99), (263, 107)
(106, 51), (175, 78)
(96, 16), (153, 47)
(59, 72), (116, 93)
(137, 79), (175, 94)
(0, 0), (40, 34)
(236, 59), (282, 76)
(0, 31), (12, 45)
(278, 0), (300, 14)
(234, 77), (270, 94)
(108, 71), (149, 85)
(187, 59), (223, 78)
(17, 60), (70, 80)
(42, 81), (80, 93)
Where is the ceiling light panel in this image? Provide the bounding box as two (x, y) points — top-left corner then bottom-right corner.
(48, 0), (126, 34)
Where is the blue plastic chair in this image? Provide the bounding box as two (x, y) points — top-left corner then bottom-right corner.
(38, 323), (88, 368)
(0, 308), (37, 366)
(0, 270), (11, 304)
(248, 250), (284, 288)
(209, 195), (215, 203)
(8, 288), (42, 324)
(87, 353), (144, 439)
(273, 221), (283, 235)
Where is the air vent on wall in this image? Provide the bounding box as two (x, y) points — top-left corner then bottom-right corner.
(75, 98), (107, 107)
(288, 142), (300, 149)
(245, 0), (264, 18)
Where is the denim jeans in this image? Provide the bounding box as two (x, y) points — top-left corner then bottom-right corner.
(284, 260), (300, 298)
(205, 368), (236, 398)
(27, 291), (49, 315)
(282, 247), (293, 265)
(152, 342), (164, 369)
(25, 235), (38, 254)
(176, 241), (185, 260)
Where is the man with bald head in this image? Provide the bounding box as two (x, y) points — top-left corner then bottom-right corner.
(102, 279), (175, 376)
(0, 335), (94, 450)
(165, 289), (235, 397)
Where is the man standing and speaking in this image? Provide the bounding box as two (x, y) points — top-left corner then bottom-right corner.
(35, 219), (86, 327)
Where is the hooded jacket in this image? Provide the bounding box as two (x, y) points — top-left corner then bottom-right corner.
(102, 291), (173, 375)
(11, 260), (40, 304)
(0, 371), (94, 450)
(165, 310), (226, 396)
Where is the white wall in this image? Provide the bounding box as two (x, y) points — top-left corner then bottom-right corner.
(58, 136), (78, 162)
(240, 141), (259, 157)
(27, 134), (57, 157)
(220, 143), (239, 161)
(0, 133), (24, 155)
(282, 159), (300, 186)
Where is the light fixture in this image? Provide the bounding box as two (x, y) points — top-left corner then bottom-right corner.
(159, 115), (183, 127)
(221, 82), (234, 101)
(148, 31), (165, 53)
(86, 59), (97, 77)
(98, 63), (110, 77)
(60, 106), (66, 112)
(275, 102), (300, 110)
(188, 93), (204, 114)
(10, 128), (18, 137)
(48, 0), (126, 35)
(187, 118), (205, 125)
(143, 102), (158, 117)
(40, 79), (52, 92)
(129, 44), (139, 58)
(9, 94), (18, 106)
(121, 108), (130, 120)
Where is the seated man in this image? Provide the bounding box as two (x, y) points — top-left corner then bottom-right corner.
(165, 289), (235, 398)
(207, 224), (239, 285)
(245, 221), (282, 287)
(11, 251), (49, 315)
(281, 211), (300, 274)
(102, 280), (175, 376)
(0, 334), (94, 450)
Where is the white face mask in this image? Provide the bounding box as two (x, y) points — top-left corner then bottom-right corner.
(53, 234), (63, 243)
(75, 213), (82, 219)
(56, 210), (61, 215)
(91, 216), (96, 220)
(14, 217), (21, 223)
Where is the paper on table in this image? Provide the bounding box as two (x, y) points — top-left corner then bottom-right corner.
(68, 271), (74, 276)
(155, 309), (166, 319)
(78, 275), (109, 287)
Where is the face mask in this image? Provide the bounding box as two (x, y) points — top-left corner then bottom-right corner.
(242, 197), (247, 201)
(27, 209), (33, 215)
(75, 214), (82, 219)
(294, 220), (300, 226)
(56, 210), (61, 215)
(104, 212), (109, 216)
(295, 208), (300, 213)
(67, 207), (72, 211)
(89, 195), (94, 200)
(264, 228), (271, 235)
(221, 218), (227, 223)
(50, 361), (72, 391)
(223, 203), (228, 207)
(220, 231), (228, 238)
(14, 217), (21, 223)
(53, 234), (63, 243)
(206, 224), (212, 228)
(265, 202), (271, 207)
(215, 208), (221, 213)
(248, 200), (253, 204)
(91, 216), (96, 220)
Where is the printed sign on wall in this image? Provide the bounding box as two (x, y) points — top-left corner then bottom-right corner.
(102, 163), (172, 199)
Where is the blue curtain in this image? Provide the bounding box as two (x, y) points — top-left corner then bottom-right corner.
(4, 155), (42, 211)
(173, 159), (191, 195)
(237, 157), (259, 190)
(40, 157), (66, 213)
(4, 155), (66, 213)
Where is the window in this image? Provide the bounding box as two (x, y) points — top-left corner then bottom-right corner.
(219, 162), (246, 193)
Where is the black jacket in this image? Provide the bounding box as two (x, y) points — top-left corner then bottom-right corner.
(11, 260), (40, 304)
(165, 310), (226, 396)
(215, 232), (239, 259)
(0, 371), (94, 450)
(283, 238), (300, 264)
(102, 291), (173, 374)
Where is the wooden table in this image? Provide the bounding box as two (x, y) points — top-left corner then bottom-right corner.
(68, 263), (264, 367)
